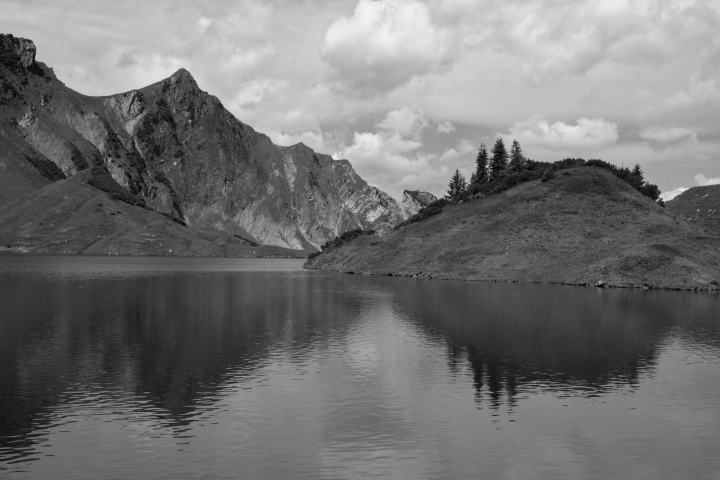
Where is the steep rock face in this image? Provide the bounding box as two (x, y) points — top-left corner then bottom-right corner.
(666, 185), (720, 236)
(306, 167), (720, 290)
(0, 34), (36, 68)
(105, 70), (406, 249)
(0, 34), (408, 251)
(401, 190), (438, 216)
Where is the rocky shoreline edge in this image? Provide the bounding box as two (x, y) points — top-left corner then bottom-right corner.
(304, 266), (720, 292)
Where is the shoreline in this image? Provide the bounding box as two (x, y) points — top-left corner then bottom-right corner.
(0, 249), (309, 260)
(304, 265), (720, 292)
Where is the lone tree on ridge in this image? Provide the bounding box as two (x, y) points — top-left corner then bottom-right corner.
(628, 163), (644, 190)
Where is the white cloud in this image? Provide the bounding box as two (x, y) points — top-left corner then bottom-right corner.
(437, 120), (455, 134)
(660, 172), (720, 201)
(333, 131), (470, 199)
(695, 173), (720, 186)
(507, 116), (619, 150)
(197, 17), (213, 34)
(229, 79), (288, 110)
(660, 188), (689, 202)
(639, 127), (697, 143)
(376, 107), (428, 139)
(320, 0), (458, 91)
(268, 130), (329, 153)
(666, 77), (720, 109)
(439, 139), (475, 163)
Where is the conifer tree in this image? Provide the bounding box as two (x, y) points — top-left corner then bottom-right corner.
(447, 169), (467, 201)
(628, 163), (644, 190)
(475, 143), (489, 183)
(490, 137), (508, 179)
(509, 139), (524, 172)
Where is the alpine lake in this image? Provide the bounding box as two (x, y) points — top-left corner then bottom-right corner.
(1, 255), (719, 480)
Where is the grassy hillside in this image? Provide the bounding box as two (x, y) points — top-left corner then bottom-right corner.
(0, 170), (305, 258)
(306, 167), (720, 290)
(666, 185), (720, 237)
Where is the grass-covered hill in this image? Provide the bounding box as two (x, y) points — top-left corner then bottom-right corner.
(0, 168), (304, 258)
(305, 167), (720, 290)
(666, 185), (720, 237)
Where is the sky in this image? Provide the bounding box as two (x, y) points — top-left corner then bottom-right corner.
(2, 0), (719, 200)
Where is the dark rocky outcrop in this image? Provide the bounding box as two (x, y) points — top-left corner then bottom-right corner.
(0, 34), (37, 69)
(306, 167), (720, 290)
(0, 34), (409, 254)
(666, 184), (720, 237)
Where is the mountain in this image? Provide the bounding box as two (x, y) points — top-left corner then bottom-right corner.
(0, 34), (407, 253)
(666, 185), (720, 237)
(400, 190), (438, 217)
(306, 167), (720, 290)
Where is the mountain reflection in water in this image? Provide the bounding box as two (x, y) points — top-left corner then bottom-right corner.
(1, 255), (719, 480)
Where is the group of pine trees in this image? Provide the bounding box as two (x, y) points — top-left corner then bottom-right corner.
(446, 137), (526, 201)
(445, 138), (662, 204)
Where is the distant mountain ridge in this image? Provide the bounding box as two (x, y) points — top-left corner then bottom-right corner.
(0, 33), (421, 253)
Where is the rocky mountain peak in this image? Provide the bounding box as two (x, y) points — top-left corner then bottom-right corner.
(401, 189), (438, 216)
(1, 34), (414, 252)
(167, 68), (198, 87)
(0, 34), (36, 68)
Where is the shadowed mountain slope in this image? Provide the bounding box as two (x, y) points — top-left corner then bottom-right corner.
(306, 167), (720, 290)
(0, 33), (407, 253)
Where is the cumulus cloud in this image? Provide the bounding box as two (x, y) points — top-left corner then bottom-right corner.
(376, 107), (428, 139)
(659, 188), (689, 202)
(439, 139), (475, 163)
(639, 127), (697, 143)
(695, 173), (720, 187)
(666, 77), (720, 110)
(267, 130), (329, 154)
(660, 173), (720, 201)
(473, 0), (705, 86)
(333, 131), (474, 199)
(437, 121), (455, 134)
(507, 115), (619, 150)
(320, 0), (458, 91)
(197, 17), (213, 34)
(229, 79), (288, 112)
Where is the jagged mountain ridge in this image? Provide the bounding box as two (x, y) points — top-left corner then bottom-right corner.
(0, 34), (412, 251)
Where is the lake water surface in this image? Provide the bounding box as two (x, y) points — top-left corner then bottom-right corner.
(1, 255), (719, 479)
